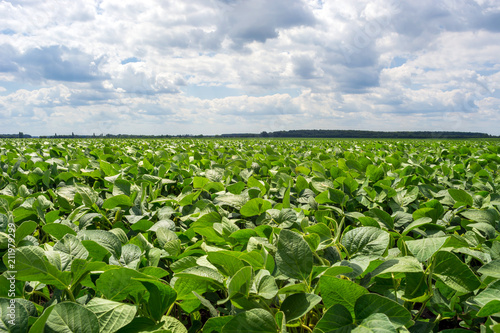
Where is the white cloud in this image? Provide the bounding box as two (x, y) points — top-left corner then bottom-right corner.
(0, 0), (499, 135)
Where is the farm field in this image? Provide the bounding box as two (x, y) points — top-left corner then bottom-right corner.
(1, 138), (500, 332)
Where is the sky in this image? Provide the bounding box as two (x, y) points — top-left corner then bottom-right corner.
(1, 0), (500, 136)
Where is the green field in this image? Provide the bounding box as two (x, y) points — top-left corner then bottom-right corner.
(1, 138), (500, 332)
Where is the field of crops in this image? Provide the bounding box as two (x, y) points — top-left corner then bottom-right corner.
(1, 138), (500, 332)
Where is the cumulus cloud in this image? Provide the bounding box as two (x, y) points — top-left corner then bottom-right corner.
(0, 0), (499, 135)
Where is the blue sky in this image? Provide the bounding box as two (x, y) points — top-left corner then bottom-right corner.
(1, 0), (499, 136)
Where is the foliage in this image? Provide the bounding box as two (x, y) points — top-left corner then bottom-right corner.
(0, 138), (500, 332)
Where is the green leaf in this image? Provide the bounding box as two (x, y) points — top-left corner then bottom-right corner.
(461, 209), (500, 227)
(54, 234), (89, 259)
(86, 298), (137, 333)
(203, 317), (233, 333)
(401, 217), (434, 236)
(43, 223), (77, 240)
(45, 302), (100, 333)
(207, 251), (245, 277)
(78, 230), (122, 259)
(353, 313), (397, 333)
(320, 275), (369, 316)
(370, 257), (423, 277)
(476, 300), (500, 317)
(478, 259), (500, 278)
(228, 266), (253, 299)
(240, 198), (272, 217)
(134, 279), (176, 322)
(448, 189), (473, 207)
(406, 237), (448, 262)
(95, 268), (151, 301)
(313, 304), (355, 333)
(365, 209), (394, 230)
(29, 305), (56, 333)
(433, 251), (481, 293)
(276, 229), (313, 281)
(280, 293), (322, 322)
(354, 294), (412, 328)
(0, 298), (29, 333)
(103, 194), (134, 209)
(222, 309), (277, 333)
(3, 246), (71, 289)
(14, 220), (37, 245)
(470, 280), (500, 308)
(341, 227), (390, 258)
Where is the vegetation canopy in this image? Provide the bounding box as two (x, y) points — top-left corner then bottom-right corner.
(0, 138), (499, 332)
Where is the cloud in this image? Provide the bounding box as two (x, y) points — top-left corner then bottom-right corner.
(0, 0), (499, 135)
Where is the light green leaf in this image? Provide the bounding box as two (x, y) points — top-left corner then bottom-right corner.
(320, 275), (368, 316)
(448, 189), (473, 207)
(3, 246), (71, 289)
(0, 298), (29, 333)
(353, 313), (397, 333)
(222, 309), (277, 333)
(355, 294), (412, 328)
(406, 237), (448, 262)
(276, 229), (313, 281)
(45, 302), (100, 333)
(433, 251), (481, 293)
(228, 266), (253, 299)
(240, 198), (272, 217)
(341, 227), (390, 258)
(86, 298), (137, 333)
(103, 195), (134, 209)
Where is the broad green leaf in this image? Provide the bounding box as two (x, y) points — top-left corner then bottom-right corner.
(471, 280), (500, 308)
(95, 268), (151, 301)
(29, 305), (56, 333)
(222, 309), (277, 333)
(240, 198), (272, 217)
(78, 230), (122, 259)
(320, 275), (368, 316)
(175, 266), (224, 284)
(14, 220), (37, 245)
(202, 317), (233, 333)
(280, 293), (322, 322)
(207, 251), (245, 277)
(43, 223), (77, 240)
(341, 227), (390, 258)
(365, 209), (393, 230)
(3, 246), (71, 289)
(353, 313), (397, 333)
(86, 298), (136, 333)
(228, 266), (253, 299)
(160, 316), (188, 332)
(370, 257), (423, 277)
(276, 229), (313, 281)
(448, 189), (473, 207)
(256, 274), (278, 300)
(110, 244), (142, 269)
(54, 234), (88, 260)
(135, 280), (176, 322)
(45, 302), (100, 333)
(313, 304), (355, 333)
(433, 251), (481, 293)
(103, 195), (134, 209)
(461, 209), (500, 227)
(401, 217), (434, 236)
(478, 259), (500, 278)
(406, 237), (448, 262)
(476, 300), (500, 317)
(354, 294), (412, 328)
(0, 298), (29, 333)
